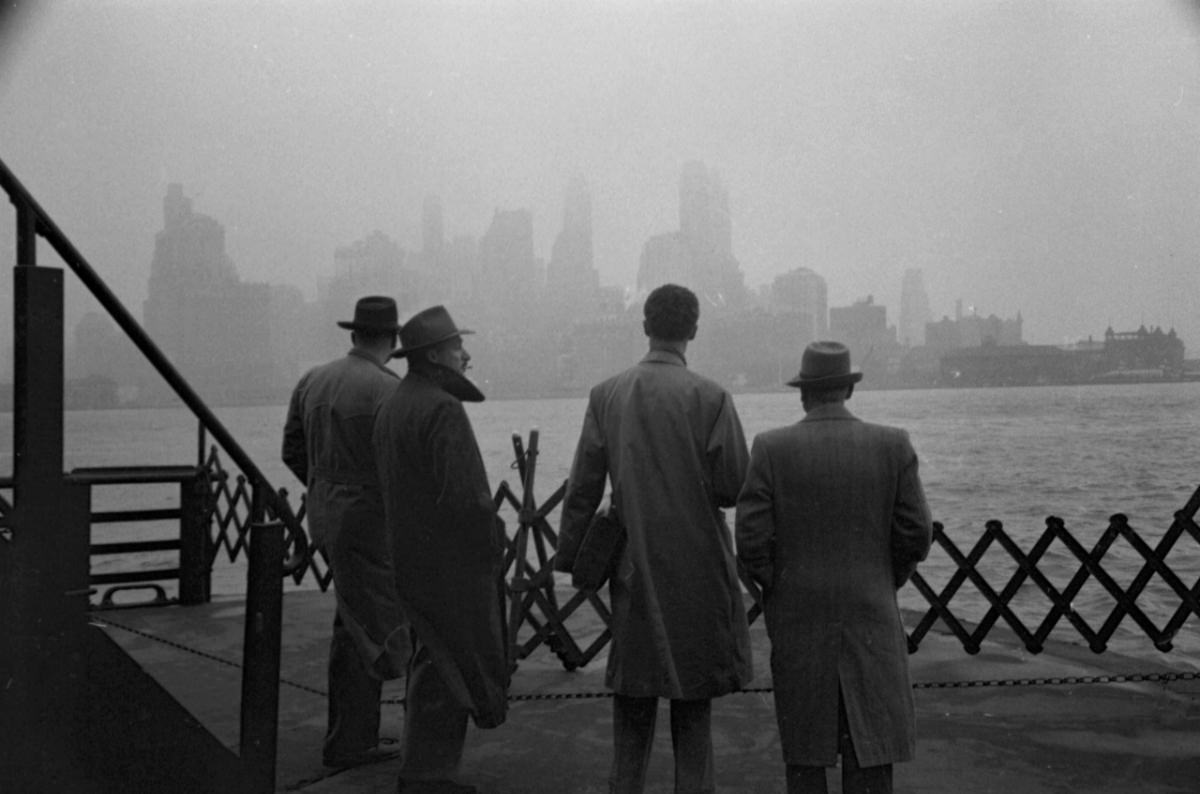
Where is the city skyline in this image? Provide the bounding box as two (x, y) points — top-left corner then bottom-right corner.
(1, 2), (1198, 350)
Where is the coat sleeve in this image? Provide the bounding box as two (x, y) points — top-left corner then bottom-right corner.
(281, 377), (308, 483)
(891, 430), (933, 588)
(707, 391), (750, 509)
(428, 400), (500, 568)
(555, 396), (608, 573)
(735, 434), (776, 591)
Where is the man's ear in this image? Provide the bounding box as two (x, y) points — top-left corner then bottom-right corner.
(425, 347), (440, 365)
(688, 325), (697, 341)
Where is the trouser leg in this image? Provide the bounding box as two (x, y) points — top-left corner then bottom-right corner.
(669, 698), (714, 794)
(397, 641), (469, 781)
(785, 765), (829, 794)
(324, 609), (382, 758)
(838, 691), (893, 794)
(610, 694), (658, 794)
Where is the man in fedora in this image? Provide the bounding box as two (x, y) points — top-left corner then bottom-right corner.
(283, 295), (410, 768)
(373, 305), (507, 794)
(556, 283), (752, 794)
(736, 340), (932, 794)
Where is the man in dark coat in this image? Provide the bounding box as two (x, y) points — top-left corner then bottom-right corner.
(282, 295), (410, 768)
(373, 305), (508, 794)
(736, 341), (933, 794)
(556, 284), (753, 794)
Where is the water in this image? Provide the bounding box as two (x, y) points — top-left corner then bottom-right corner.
(3, 381), (1198, 662)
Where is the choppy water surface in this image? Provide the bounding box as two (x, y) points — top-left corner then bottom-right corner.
(3, 381), (1197, 662)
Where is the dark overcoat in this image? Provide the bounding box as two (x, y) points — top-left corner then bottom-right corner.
(736, 403), (932, 767)
(557, 349), (753, 700)
(282, 348), (409, 678)
(373, 369), (508, 728)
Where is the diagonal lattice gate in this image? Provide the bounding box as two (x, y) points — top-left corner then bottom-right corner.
(200, 431), (1200, 669)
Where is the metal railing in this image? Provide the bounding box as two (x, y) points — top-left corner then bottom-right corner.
(68, 465), (213, 608)
(1, 155), (306, 792)
(0, 158), (309, 573)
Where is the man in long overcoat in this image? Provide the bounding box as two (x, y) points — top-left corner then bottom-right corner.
(736, 341), (932, 794)
(373, 305), (508, 794)
(282, 295), (410, 768)
(556, 284), (753, 794)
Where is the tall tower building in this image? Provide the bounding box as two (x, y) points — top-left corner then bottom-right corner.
(546, 175), (598, 297)
(478, 208), (538, 308)
(638, 161), (745, 306)
(142, 184), (273, 403)
(899, 268), (931, 347)
(421, 194), (445, 264)
(770, 267), (828, 340)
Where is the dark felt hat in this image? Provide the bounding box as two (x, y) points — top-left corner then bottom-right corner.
(391, 305), (474, 359)
(336, 296), (401, 332)
(786, 341), (863, 389)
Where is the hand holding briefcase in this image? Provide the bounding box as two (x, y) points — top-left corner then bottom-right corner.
(571, 506), (626, 592)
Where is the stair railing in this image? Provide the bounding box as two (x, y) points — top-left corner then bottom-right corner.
(1, 155), (306, 791)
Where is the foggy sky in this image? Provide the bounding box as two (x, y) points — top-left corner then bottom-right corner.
(2, 1), (1199, 348)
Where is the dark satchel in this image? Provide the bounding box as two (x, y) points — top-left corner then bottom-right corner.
(572, 506), (626, 592)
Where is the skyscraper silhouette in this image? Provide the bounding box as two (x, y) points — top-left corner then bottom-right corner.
(899, 268), (931, 347)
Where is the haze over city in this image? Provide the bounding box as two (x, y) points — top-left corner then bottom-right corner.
(1, 1), (1198, 349)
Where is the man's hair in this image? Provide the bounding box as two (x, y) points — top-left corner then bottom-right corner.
(801, 384), (852, 405)
(643, 284), (699, 341)
(353, 329), (397, 347)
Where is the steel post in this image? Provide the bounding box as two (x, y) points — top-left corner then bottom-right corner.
(178, 468), (213, 605)
(239, 509), (284, 792)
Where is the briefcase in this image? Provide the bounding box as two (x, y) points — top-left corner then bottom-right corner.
(572, 506), (626, 592)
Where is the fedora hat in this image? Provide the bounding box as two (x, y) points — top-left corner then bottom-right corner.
(391, 305), (474, 359)
(336, 295), (401, 332)
(786, 341), (863, 389)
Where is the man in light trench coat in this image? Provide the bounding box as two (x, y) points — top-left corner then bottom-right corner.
(556, 283), (753, 794)
(282, 295), (411, 768)
(736, 340), (932, 794)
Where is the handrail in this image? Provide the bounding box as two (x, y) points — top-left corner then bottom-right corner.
(0, 156), (309, 570)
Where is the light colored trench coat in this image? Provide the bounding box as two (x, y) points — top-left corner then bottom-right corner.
(735, 403), (932, 767)
(282, 348), (410, 678)
(557, 349), (753, 700)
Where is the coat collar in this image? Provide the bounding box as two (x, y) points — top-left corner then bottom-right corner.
(801, 403), (858, 423)
(641, 348), (688, 367)
(404, 366), (485, 402)
(348, 346), (399, 377)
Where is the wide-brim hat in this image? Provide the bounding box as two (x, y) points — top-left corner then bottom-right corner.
(391, 305), (474, 358)
(786, 340), (864, 389)
(336, 295), (401, 332)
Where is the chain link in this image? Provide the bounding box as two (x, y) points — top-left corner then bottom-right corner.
(93, 615), (330, 699)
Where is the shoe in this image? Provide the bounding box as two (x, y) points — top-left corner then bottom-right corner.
(322, 745), (401, 768)
(396, 779), (478, 793)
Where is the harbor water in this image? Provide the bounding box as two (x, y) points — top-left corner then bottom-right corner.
(4, 380), (1198, 662)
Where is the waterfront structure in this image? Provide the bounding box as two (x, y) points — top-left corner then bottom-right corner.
(1101, 325), (1185, 376)
(926, 302), (1023, 350)
(829, 296), (898, 377)
(898, 268), (931, 347)
(938, 325), (1186, 387)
